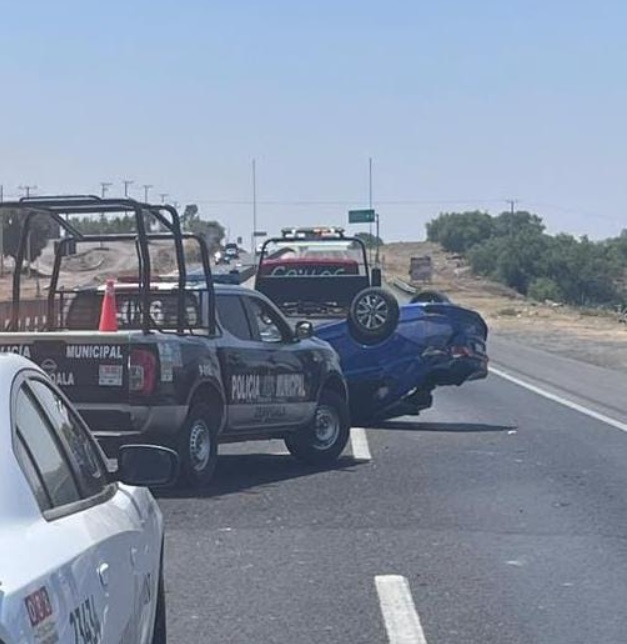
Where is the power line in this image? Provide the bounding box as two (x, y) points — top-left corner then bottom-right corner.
(185, 198), (509, 206)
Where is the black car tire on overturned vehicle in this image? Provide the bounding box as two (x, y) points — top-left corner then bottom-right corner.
(347, 287), (400, 346)
(285, 390), (350, 465)
(410, 290), (451, 304)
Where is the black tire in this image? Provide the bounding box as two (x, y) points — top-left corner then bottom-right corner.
(177, 403), (219, 488)
(410, 290), (451, 304)
(151, 563), (166, 644)
(285, 390), (350, 466)
(347, 287), (400, 346)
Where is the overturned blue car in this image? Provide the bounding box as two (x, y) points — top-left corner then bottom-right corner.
(255, 227), (488, 425)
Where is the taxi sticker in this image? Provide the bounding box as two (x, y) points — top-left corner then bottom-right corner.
(24, 586), (59, 644)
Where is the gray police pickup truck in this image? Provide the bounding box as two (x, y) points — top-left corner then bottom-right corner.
(0, 197), (350, 487)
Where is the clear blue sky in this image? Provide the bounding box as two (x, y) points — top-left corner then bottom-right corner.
(1, 0), (626, 244)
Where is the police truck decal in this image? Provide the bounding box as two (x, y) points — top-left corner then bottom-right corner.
(230, 373), (307, 403)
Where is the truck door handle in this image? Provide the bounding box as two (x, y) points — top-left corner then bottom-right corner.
(98, 563), (110, 588)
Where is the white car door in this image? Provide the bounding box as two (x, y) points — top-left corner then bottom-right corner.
(13, 373), (161, 643)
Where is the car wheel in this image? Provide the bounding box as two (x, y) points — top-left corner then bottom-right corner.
(151, 565), (166, 644)
(178, 403), (218, 487)
(348, 287), (400, 345)
(285, 390), (350, 465)
(410, 290), (451, 304)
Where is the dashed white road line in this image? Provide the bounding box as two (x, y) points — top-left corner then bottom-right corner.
(268, 429), (372, 460)
(490, 366), (627, 434)
(375, 575), (428, 644)
(350, 427), (372, 461)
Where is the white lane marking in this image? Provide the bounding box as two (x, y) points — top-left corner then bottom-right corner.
(269, 445), (290, 456)
(350, 427), (372, 461)
(375, 575), (428, 644)
(490, 366), (627, 433)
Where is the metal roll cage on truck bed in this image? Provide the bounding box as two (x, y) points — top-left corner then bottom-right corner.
(0, 195), (351, 488)
(3, 194), (216, 335)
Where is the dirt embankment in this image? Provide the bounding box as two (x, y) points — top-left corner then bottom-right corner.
(382, 241), (627, 373)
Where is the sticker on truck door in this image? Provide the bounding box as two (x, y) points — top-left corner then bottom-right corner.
(98, 364), (123, 387)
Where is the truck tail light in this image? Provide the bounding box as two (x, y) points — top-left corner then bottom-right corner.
(130, 348), (157, 395)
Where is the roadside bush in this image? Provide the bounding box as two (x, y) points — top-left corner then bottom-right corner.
(527, 277), (563, 303)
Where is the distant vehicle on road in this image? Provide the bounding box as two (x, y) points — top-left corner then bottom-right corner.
(0, 352), (177, 644)
(256, 227), (488, 424)
(224, 242), (240, 261)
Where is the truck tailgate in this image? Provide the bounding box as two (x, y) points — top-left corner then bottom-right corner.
(0, 332), (131, 404)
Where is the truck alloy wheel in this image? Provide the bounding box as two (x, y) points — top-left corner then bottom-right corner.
(348, 287), (400, 346)
(189, 420), (211, 472)
(284, 390), (350, 465)
(178, 403), (218, 487)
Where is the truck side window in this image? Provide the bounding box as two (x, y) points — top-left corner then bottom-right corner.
(247, 298), (286, 343)
(216, 295), (253, 340)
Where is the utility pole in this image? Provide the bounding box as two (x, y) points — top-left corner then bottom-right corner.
(19, 185), (37, 199)
(506, 199), (518, 215)
(19, 186), (37, 278)
(0, 184), (4, 277)
(142, 184), (153, 203)
(122, 179), (134, 198)
(368, 157), (373, 242)
(99, 183), (112, 248)
(251, 158), (257, 255)
(159, 193), (168, 204)
(100, 182), (112, 198)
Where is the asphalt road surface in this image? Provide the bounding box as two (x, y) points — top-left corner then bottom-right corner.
(157, 331), (627, 643)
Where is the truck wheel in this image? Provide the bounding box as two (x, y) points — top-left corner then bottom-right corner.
(410, 290), (451, 304)
(285, 390), (350, 466)
(178, 404), (218, 487)
(348, 287), (400, 346)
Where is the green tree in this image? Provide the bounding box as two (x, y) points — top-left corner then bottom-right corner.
(426, 211), (493, 253)
(493, 211), (545, 238)
(527, 277), (564, 302)
(2, 210), (56, 263)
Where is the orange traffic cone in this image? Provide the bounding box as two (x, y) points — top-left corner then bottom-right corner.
(98, 279), (118, 332)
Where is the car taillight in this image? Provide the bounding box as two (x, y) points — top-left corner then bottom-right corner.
(451, 346), (472, 358)
(130, 348), (157, 395)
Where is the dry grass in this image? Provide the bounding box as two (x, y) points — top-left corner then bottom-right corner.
(381, 241), (627, 372)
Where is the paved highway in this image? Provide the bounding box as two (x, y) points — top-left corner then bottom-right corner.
(156, 328), (627, 643)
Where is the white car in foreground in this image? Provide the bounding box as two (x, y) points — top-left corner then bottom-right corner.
(0, 353), (178, 644)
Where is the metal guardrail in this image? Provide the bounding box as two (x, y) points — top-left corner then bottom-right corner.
(389, 277), (417, 295)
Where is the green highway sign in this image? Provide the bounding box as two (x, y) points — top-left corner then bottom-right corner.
(348, 209), (376, 224)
